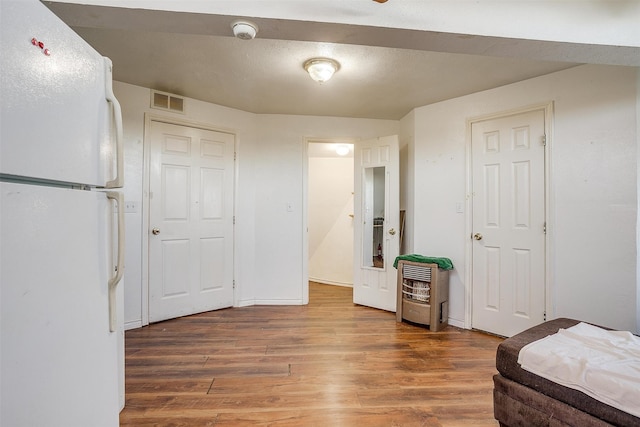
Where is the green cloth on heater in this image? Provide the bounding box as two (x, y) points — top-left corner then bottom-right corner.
(393, 254), (454, 270)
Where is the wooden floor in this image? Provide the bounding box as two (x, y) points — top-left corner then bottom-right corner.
(121, 283), (503, 426)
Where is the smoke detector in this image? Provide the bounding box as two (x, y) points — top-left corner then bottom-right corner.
(231, 20), (258, 40)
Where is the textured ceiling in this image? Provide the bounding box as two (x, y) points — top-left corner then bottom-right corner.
(42, 2), (610, 120)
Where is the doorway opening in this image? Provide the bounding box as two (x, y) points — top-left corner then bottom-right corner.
(306, 140), (355, 297)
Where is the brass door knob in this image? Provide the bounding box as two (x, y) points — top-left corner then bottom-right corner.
(152, 228), (160, 235)
(473, 233), (483, 240)
(388, 228), (396, 236)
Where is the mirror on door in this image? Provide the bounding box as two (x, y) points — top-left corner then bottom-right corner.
(362, 166), (385, 269)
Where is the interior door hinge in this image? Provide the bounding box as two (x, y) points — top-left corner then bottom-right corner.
(233, 280), (236, 289)
(234, 152), (237, 161)
(233, 216), (235, 225)
(542, 135), (547, 146)
(544, 311), (547, 321)
(543, 222), (547, 234)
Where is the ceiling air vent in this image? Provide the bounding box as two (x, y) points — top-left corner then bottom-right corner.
(151, 90), (185, 113)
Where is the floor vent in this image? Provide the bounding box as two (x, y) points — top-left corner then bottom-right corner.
(151, 90), (185, 113)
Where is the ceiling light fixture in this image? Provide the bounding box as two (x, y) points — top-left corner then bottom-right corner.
(303, 58), (340, 83)
(231, 20), (258, 40)
(335, 144), (350, 156)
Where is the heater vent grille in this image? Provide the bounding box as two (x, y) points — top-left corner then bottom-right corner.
(151, 90), (185, 113)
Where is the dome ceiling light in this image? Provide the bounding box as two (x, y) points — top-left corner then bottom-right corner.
(303, 58), (340, 83)
(335, 144), (350, 156)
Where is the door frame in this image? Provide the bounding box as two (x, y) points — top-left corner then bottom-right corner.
(141, 113), (237, 326)
(464, 102), (554, 330)
(302, 136), (359, 304)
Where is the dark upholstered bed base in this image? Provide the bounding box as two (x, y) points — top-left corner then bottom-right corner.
(493, 318), (640, 427)
(494, 374), (615, 427)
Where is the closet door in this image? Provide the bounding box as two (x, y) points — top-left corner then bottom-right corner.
(353, 135), (400, 312)
(148, 120), (235, 323)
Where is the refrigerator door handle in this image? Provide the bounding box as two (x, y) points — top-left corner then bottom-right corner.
(104, 57), (124, 189)
(106, 191), (125, 332)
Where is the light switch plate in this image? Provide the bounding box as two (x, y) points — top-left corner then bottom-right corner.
(125, 201), (138, 213)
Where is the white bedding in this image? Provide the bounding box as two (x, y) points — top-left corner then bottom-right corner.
(517, 322), (640, 418)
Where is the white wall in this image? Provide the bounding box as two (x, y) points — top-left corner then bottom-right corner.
(114, 81), (256, 329)
(637, 67), (640, 333)
(117, 65), (638, 333)
(251, 115), (398, 305)
(308, 157), (354, 286)
(410, 64), (638, 332)
(399, 111), (415, 255)
(115, 82), (145, 330)
(114, 82), (398, 326)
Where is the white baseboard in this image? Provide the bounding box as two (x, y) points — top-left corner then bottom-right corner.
(309, 277), (353, 287)
(447, 318), (465, 329)
(254, 299), (305, 305)
(236, 298), (305, 307)
(125, 319), (142, 331)
(236, 299), (255, 307)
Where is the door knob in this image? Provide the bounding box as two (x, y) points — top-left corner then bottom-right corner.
(152, 228), (160, 235)
(388, 228), (396, 236)
(473, 233), (483, 240)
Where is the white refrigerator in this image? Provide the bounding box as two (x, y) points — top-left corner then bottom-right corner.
(1, 1), (125, 426)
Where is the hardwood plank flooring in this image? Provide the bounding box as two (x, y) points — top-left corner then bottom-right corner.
(120, 282), (503, 426)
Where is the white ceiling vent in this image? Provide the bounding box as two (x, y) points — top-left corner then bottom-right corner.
(151, 90), (185, 114)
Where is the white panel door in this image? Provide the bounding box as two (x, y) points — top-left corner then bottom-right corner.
(471, 109), (546, 337)
(353, 135), (399, 312)
(149, 121), (234, 323)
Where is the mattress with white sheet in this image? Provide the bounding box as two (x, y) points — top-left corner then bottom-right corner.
(518, 322), (640, 418)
